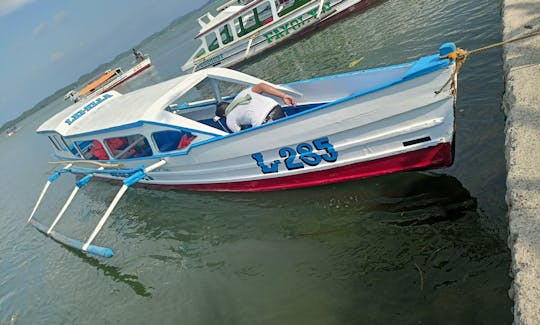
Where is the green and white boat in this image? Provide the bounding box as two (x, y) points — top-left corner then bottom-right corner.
(181, 0), (381, 72)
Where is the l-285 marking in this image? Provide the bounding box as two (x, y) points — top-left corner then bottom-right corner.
(251, 137), (338, 173)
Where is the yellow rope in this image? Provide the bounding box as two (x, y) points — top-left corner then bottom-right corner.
(435, 30), (540, 94)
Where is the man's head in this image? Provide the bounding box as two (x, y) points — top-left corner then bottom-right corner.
(215, 102), (230, 118)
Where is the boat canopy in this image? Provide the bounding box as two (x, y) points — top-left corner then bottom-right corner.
(37, 67), (301, 137)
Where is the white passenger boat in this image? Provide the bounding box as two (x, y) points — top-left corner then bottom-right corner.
(28, 43), (459, 257)
(181, 0), (381, 72)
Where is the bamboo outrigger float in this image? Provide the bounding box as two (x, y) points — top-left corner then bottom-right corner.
(29, 43), (459, 257)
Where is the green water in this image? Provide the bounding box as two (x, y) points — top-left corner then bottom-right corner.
(0, 0), (511, 323)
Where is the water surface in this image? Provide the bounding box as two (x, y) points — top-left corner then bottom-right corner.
(0, 0), (511, 323)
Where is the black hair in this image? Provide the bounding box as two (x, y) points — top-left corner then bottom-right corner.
(215, 102), (229, 118)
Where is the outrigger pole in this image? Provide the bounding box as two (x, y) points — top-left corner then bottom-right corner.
(81, 159), (167, 256)
(47, 167), (105, 235)
(27, 164), (73, 223)
(28, 159), (167, 258)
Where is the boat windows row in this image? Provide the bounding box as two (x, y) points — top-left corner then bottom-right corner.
(47, 129), (198, 161)
(198, 0), (309, 56)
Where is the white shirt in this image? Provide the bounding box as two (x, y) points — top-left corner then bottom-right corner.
(225, 87), (279, 132)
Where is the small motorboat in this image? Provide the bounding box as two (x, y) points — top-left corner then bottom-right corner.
(65, 51), (152, 103)
(6, 126), (17, 137)
(29, 43), (459, 257)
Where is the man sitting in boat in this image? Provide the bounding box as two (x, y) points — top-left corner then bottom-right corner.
(215, 83), (296, 132)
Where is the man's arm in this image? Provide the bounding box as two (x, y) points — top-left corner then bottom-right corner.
(252, 83), (297, 106)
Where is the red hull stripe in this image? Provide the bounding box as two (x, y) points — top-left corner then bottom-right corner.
(150, 143), (453, 192)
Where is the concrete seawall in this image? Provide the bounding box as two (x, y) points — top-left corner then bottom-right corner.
(502, 0), (540, 323)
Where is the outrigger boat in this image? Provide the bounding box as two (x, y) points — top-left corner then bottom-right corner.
(64, 53), (152, 103)
(29, 43), (459, 257)
(182, 0), (380, 72)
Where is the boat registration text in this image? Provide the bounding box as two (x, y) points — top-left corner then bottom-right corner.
(251, 137), (338, 173)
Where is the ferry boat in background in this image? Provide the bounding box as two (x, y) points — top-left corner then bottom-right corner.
(64, 49), (152, 103)
(181, 0), (380, 72)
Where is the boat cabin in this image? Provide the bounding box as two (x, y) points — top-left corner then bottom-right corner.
(37, 68), (304, 162)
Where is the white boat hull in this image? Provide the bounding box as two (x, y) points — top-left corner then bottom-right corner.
(85, 63), (455, 191)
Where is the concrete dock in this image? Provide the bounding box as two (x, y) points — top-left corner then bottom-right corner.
(502, 0), (540, 323)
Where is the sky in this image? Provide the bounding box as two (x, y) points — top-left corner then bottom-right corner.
(0, 0), (206, 127)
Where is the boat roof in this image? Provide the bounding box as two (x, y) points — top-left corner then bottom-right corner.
(37, 67), (300, 137)
(79, 69), (119, 96)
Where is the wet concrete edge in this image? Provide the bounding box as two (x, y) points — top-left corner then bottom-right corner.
(502, 0), (540, 324)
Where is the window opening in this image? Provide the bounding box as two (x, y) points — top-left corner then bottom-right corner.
(152, 130), (198, 152)
(206, 32), (219, 52)
(104, 134), (153, 159)
(219, 24), (233, 45)
(48, 136), (61, 151)
(61, 136), (79, 155)
(75, 140), (109, 160)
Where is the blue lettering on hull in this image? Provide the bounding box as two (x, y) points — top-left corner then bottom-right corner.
(251, 137), (338, 173)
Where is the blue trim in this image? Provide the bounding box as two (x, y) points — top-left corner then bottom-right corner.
(402, 54), (450, 80)
(86, 245), (115, 258)
(58, 166), (146, 177)
(76, 173), (93, 188)
(48, 172), (62, 182)
(124, 170), (146, 187)
(284, 62), (412, 87)
(60, 120), (223, 140)
(439, 42), (457, 57)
